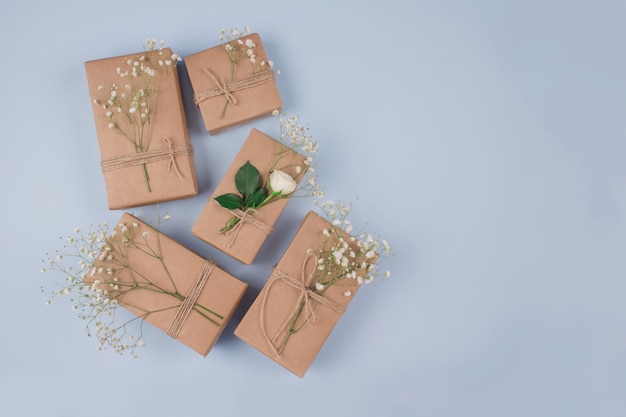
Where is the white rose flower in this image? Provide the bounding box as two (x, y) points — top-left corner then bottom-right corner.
(269, 169), (297, 195)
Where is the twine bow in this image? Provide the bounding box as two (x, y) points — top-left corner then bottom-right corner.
(166, 261), (216, 339)
(164, 137), (183, 178)
(193, 68), (275, 106)
(259, 252), (346, 357)
(209, 198), (274, 248)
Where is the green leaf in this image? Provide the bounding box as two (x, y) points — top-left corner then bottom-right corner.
(235, 161), (260, 198)
(245, 188), (267, 208)
(214, 193), (243, 210)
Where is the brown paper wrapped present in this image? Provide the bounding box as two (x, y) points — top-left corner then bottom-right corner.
(235, 211), (374, 377)
(185, 33), (282, 134)
(192, 128), (306, 264)
(87, 213), (247, 356)
(85, 47), (198, 209)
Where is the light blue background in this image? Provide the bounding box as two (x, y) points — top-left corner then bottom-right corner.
(1, 0), (625, 416)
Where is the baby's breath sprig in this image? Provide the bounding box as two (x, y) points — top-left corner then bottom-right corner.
(270, 110), (323, 200)
(214, 111), (323, 234)
(40, 212), (223, 357)
(314, 200), (392, 289)
(91, 39), (182, 192)
(276, 200), (392, 354)
(216, 27), (277, 118)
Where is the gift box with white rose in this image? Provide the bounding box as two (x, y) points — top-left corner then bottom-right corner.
(234, 210), (379, 378)
(85, 42), (198, 209)
(192, 128), (306, 264)
(185, 31), (282, 134)
(85, 212), (248, 356)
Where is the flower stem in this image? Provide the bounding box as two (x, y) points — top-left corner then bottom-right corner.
(258, 190), (281, 208)
(220, 217), (241, 234)
(219, 54), (237, 119)
(277, 297), (307, 355)
(142, 162), (151, 192)
(220, 101), (229, 119)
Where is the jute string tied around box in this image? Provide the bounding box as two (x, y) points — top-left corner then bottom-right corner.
(259, 252), (346, 357)
(101, 137), (192, 179)
(166, 260), (218, 338)
(209, 197), (274, 248)
(193, 68), (275, 106)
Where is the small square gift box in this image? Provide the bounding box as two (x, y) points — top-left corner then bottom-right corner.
(185, 32), (282, 134)
(235, 210), (381, 377)
(85, 213), (247, 356)
(85, 43), (198, 209)
(192, 128), (309, 265)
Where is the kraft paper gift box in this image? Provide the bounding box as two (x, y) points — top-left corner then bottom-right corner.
(87, 213), (247, 356)
(85, 47), (198, 209)
(235, 211), (372, 377)
(192, 128), (306, 264)
(185, 33), (282, 134)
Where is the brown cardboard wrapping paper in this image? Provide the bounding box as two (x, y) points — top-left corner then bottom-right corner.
(185, 33), (282, 134)
(87, 213), (247, 356)
(234, 211), (367, 377)
(85, 48), (198, 209)
(192, 128), (306, 264)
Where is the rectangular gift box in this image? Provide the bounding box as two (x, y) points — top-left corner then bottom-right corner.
(192, 128), (305, 264)
(85, 48), (198, 209)
(87, 213), (247, 356)
(185, 33), (282, 134)
(234, 211), (369, 377)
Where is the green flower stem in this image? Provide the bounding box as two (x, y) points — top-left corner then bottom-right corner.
(102, 229), (223, 327)
(220, 216), (241, 234)
(219, 50), (238, 119)
(220, 101), (229, 119)
(108, 282), (224, 328)
(277, 296), (307, 355)
(219, 190), (282, 234)
(142, 163), (151, 192)
(171, 293), (223, 327)
(275, 273), (349, 355)
(258, 190), (281, 207)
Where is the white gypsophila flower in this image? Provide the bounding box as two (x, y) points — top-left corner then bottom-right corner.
(344, 290), (352, 297)
(315, 282), (325, 291)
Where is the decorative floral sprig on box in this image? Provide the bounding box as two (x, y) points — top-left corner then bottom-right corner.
(90, 39), (182, 193)
(41, 212), (247, 357)
(234, 203), (392, 377)
(214, 111), (323, 234)
(275, 200), (392, 355)
(185, 27), (282, 134)
(216, 27), (278, 119)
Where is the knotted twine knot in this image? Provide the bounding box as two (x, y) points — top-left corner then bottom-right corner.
(193, 68), (275, 106)
(166, 260), (217, 339)
(209, 198), (274, 248)
(101, 137), (192, 179)
(259, 252), (346, 357)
